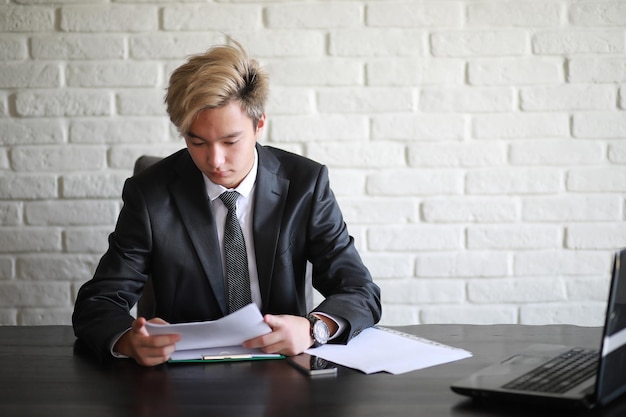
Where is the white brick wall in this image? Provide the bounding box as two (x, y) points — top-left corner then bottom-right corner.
(1, 0), (624, 327)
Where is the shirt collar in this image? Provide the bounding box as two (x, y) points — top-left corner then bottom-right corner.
(204, 148), (258, 201)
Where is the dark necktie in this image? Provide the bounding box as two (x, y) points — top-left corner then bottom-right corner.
(219, 191), (252, 313)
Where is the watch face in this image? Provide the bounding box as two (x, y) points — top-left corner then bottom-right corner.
(313, 320), (330, 344)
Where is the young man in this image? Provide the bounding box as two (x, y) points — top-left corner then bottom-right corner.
(72, 41), (382, 366)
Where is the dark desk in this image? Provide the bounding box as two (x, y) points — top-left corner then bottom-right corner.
(1, 324), (624, 417)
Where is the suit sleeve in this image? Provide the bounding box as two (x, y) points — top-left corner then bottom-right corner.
(72, 177), (152, 361)
(306, 166), (382, 344)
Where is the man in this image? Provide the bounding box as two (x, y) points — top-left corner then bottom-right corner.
(72, 41), (382, 366)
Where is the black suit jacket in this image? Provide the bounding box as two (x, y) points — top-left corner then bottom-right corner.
(73, 145), (381, 361)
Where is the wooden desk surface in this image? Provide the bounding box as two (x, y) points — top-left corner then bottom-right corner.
(1, 324), (625, 417)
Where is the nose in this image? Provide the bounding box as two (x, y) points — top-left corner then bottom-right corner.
(207, 144), (225, 168)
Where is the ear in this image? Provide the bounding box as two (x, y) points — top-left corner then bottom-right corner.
(255, 113), (267, 139)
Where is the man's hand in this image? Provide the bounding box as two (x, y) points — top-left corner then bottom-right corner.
(242, 314), (338, 356)
(113, 317), (181, 366)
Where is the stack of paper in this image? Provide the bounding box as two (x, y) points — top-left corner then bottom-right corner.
(306, 326), (472, 374)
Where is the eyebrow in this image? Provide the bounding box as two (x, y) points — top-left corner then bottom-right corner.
(186, 131), (243, 141)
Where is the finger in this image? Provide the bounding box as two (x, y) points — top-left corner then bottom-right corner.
(132, 317), (149, 336)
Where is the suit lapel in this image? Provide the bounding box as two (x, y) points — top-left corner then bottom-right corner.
(170, 152), (227, 316)
(253, 145), (289, 308)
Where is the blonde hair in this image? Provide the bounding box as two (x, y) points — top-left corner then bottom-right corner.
(165, 41), (269, 135)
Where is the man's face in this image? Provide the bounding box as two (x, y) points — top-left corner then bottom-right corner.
(184, 102), (265, 189)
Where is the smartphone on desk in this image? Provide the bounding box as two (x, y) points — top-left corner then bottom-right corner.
(287, 353), (337, 377)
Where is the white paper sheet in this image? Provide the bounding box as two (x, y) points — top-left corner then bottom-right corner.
(145, 304), (271, 351)
(306, 326), (472, 375)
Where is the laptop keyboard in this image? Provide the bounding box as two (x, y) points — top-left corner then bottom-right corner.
(502, 347), (599, 394)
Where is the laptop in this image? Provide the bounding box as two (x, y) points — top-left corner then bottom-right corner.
(451, 248), (626, 409)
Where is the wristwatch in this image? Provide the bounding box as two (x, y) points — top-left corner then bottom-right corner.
(305, 313), (330, 347)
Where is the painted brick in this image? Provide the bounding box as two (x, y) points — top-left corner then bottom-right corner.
(0, 202), (21, 226)
(408, 142), (506, 167)
(327, 169), (367, 197)
(0, 310), (16, 325)
(466, 168), (562, 195)
(66, 62), (159, 87)
(566, 277), (611, 302)
(130, 33), (222, 59)
(467, 225), (562, 249)
(521, 303), (605, 326)
(267, 2), (361, 28)
(469, 58), (563, 85)
(266, 88), (315, 115)
(360, 253), (414, 279)
(0, 62), (60, 88)
(368, 169), (463, 196)
(0, 6), (54, 32)
(419, 87), (514, 112)
(270, 115), (369, 142)
(70, 118), (169, 144)
(11, 146), (106, 172)
(19, 308), (73, 325)
(509, 140), (604, 165)
(25, 201), (119, 226)
(61, 172), (128, 198)
(472, 113), (569, 139)
(307, 142), (405, 168)
(0, 282), (70, 307)
(64, 228), (111, 254)
(60, 5), (158, 32)
(520, 85), (616, 111)
(117, 89), (167, 116)
(107, 144), (184, 170)
(367, 1), (462, 27)
(379, 305), (420, 326)
(467, 2), (562, 27)
(0, 257), (14, 280)
(514, 250), (611, 276)
(330, 29), (426, 57)
(31, 34), (125, 60)
(422, 197), (518, 223)
(420, 305), (518, 325)
(162, 5), (260, 31)
(230, 31), (326, 57)
(416, 251), (509, 278)
(567, 168), (626, 192)
(569, 2), (626, 26)
(379, 278), (465, 304)
(0, 120), (65, 145)
(572, 112), (626, 138)
(0, 175), (57, 200)
(523, 195), (621, 222)
(431, 30), (527, 57)
(468, 278), (567, 303)
(367, 58), (465, 86)
(0, 36), (27, 60)
(15, 90), (112, 117)
(264, 58), (363, 86)
(0, 228), (61, 253)
(566, 223), (626, 249)
(17, 254), (99, 281)
(569, 57), (626, 83)
(318, 88), (414, 113)
(533, 30), (624, 55)
(609, 142), (626, 164)
(339, 197), (417, 224)
(372, 114), (467, 141)
(368, 225), (463, 251)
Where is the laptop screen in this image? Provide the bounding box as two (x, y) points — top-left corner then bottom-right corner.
(597, 249), (626, 406)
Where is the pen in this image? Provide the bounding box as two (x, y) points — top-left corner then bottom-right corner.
(202, 354), (255, 360)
